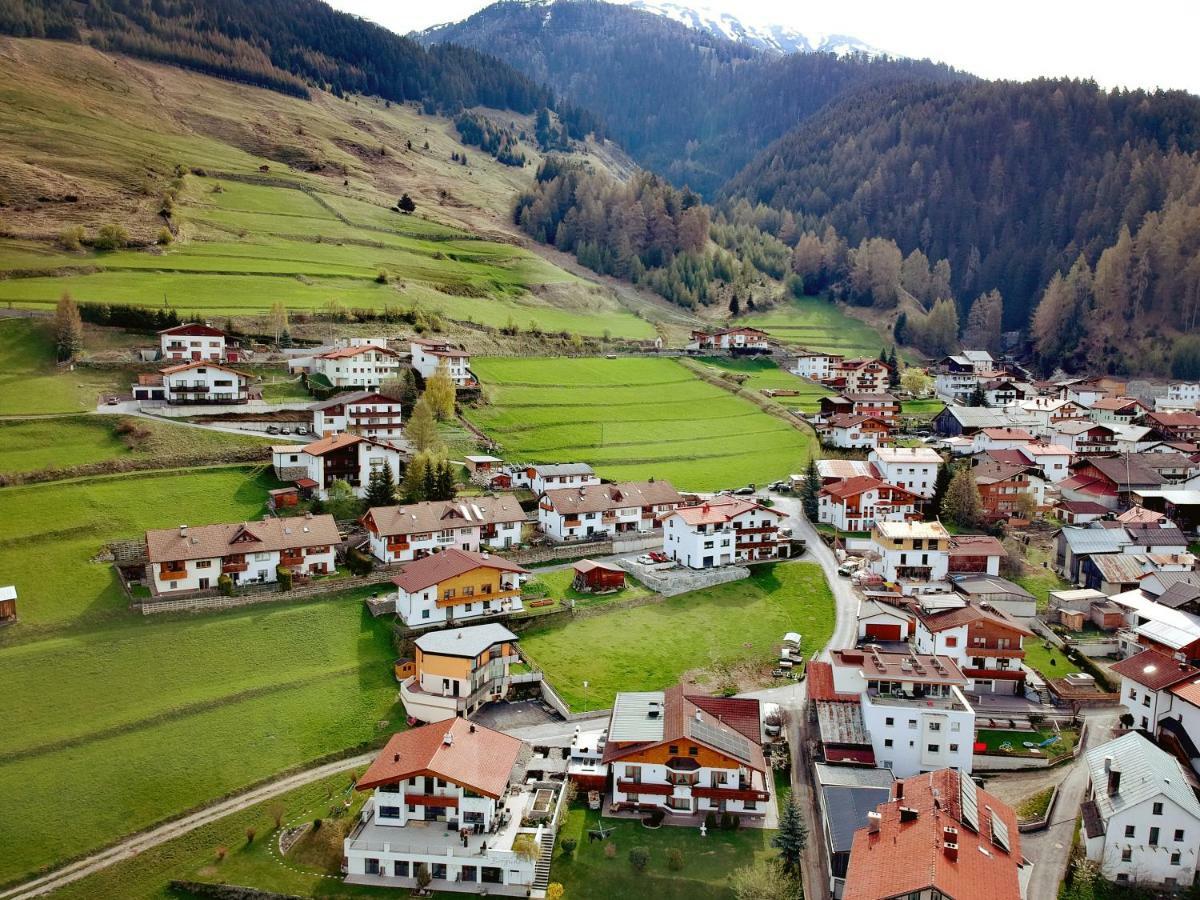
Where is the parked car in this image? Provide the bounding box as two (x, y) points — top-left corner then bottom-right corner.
(837, 563), (856, 577)
(733, 486), (755, 496)
(265, 425), (280, 434)
(636, 554), (656, 565)
(280, 427), (291, 435)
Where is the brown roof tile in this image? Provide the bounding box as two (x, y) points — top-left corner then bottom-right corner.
(391, 548), (528, 593)
(364, 496), (525, 537)
(542, 480), (683, 516)
(146, 515), (340, 563)
(1110, 649), (1199, 691)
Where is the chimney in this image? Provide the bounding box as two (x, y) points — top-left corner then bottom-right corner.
(1103, 755), (1112, 774)
(469, 723), (476, 734)
(894, 781), (904, 801)
(393, 753), (400, 763)
(1108, 767), (1122, 797)
(867, 811), (882, 834)
(179, 525), (188, 539)
(443, 731), (454, 746)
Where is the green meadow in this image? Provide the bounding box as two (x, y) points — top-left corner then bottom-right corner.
(742, 295), (892, 356)
(467, 357), (817, 491)
(696, 356), (832, 413)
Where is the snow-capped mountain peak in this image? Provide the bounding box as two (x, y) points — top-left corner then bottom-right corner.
(622, 0), (885, 57)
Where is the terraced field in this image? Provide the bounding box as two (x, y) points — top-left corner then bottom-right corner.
(696, 356), (832, 413)
(467, 357), (817, 491)
(741, 295), (892, 356)
(0, 318), (127, 415)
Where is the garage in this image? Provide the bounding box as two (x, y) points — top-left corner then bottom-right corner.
(864, 623), (903, 641)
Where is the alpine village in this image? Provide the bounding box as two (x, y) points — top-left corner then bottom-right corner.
(1, 2), (1200, 899)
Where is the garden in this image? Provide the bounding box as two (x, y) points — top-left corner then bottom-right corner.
(467, 357), (818, 491)
(519, 563), (836, 710)
(975, 726), (1079, 759)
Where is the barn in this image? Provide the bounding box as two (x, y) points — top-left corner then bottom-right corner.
(0, 586), (15, 623)
(572, 559), (626, 593)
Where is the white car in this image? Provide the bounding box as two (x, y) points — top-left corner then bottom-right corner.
(636, 554), (657, 565)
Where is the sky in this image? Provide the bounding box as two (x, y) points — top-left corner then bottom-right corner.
(327, 0), (1200, 95)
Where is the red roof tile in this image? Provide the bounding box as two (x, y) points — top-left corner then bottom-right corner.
(806, 661), (861, 702)
(391, 548), (528, 593)
(1110, 649), (1199, 691)
(356, 718), (522, 798)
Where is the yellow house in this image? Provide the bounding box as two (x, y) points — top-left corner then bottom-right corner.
(391, 548), (529, 626)
(400, 623), (521, 724)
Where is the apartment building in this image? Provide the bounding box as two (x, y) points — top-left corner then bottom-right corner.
(662, 496), (788, 568)
(391, 548), (528, 626)
(398, 623), (522, 723)
(363, 496), (526, 563)
(537, 480), (683, 542)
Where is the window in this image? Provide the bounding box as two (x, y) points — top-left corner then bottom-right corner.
(929, 722), (941, 731)
(421, 609), (430, 619)
(950, 722), (960, 732)
(1174, 828), (1185, 842)
(365, 858), (380, 875)
(196, 560), (212, 569)
(908, 720), (918, 730)
(885, 717), (895, 727)
(443, 588), (456, 600)
(688, 746), (699, 756)
(379, 806), (400, 819)
(1171, 852), (1182, 866)
(1149, 827), (1160, 846)
(1153, 802), (1164, 815)
(1121, 848), (1133, 862)
(393, 860), (409, 877)
(928, 744), (940, 753)
(254, 552), (270, 561)
(1124, 825), (1136, 838)
(949, 743), (959, 752)
(945, 636), (958, 648)
(884, 739), (894, 747)
(668, 745), (679, 754)
(1142, 695), (1152, 707)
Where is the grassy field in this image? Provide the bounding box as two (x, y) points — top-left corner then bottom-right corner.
(696, 356), (832, 413)
(1022, 640), (1084, 678)
(0, 39), (660, 340)
(0, 465), (276, 627)
(519, 563), (835, 711)
(550, 803), (778, 900)
(901, 398), (945, 418)
(0, 414), (271, 476)
(0, 590), (402, 887)
(0, 318), (128, 415)
(521, 568), (655, 613)
(1012, 543), (1073, 611)
(466, 357), (817, 491)
(741, 295), (892, 357)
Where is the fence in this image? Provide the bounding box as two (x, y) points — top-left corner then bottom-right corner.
(137, 572), (397, 615)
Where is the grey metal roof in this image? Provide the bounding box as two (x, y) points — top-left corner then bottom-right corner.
(414, 623), (517, 658)
(820, 783), (894, 854)
(815, 763), (895, 788)
(533, 463), (595, 477)
(951, 575), (1036, 602)
(816, 700), (869, 745)
(1087, 554), (1149, 584)
(1124, 525), (1187, 547)
(1059, 527), (1131, 555)
(308, 389), (378, 410)
(1085, 732), (1200, 823)
(608, 691), (666, 742)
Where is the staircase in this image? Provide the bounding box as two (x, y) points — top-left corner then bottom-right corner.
(532, 828), (556, 893)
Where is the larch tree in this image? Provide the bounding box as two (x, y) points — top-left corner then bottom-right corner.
(406, 397), (441, 454)
(400, 450), (431, 503)
(53, 292), (84, 361)
(962, 289), (1003, 354)
(424, 361), (457, 421)
(268, 301), (289, 345)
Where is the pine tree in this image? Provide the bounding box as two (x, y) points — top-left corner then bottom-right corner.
(893, 311), (909, 345)
(364, 461), (397, 508)
(941, 465), (983, 528)
(406, 397), (441, 453)
(397, 193), (416, 213)
(422, 458), (437, 500)
(967, 384), (989, 407)
(433, 459), (457, 501)
(771, 798), (808, 877)
(930, 456), (953, 512)
(729, 295), (740, 316)
(53, 292), (84, 361)
(423, 362), (457, 421)
(800, 458), (820, 521)
(887, 347), (900, 388)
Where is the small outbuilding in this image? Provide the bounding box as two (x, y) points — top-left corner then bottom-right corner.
(464, 454), (503, 475)
(572, 559), (626, 593)
(267, 487), (300, 511)
(0, 585), (14, 623)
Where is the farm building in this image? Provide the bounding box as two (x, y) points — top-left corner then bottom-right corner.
(571, 559), (626, 592)
(0, 585), (15, 623)
(464, 455), (503, 475)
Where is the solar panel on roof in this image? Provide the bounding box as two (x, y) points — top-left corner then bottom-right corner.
(688, 717), (752, 764)
(960, 773), (980, 833)
(990, 809), (1011, 852)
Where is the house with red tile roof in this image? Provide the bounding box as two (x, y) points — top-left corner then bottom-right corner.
(817, 413), (894, 449)
(912, 601), (1034, 696)
(363, 496), (526, 563)
(687, 326), (771, 351)
(270, 432), (405, 500)
(390, 548), (529, 626)
(843, 769), (1026, 900)
(345, 717), (552, 895)
(1110, 648), (1199, 734)
(310, 343), (401, 390)
(832, 357), (890, 394)
(158, 322), (235, 362)
(662, 496), (789, 568)
(817, 475), (918, 532)
(132, 360), (255, 405)
(602, 684), (770, 821)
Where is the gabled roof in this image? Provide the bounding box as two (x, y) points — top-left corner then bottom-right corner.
(1156, 581), (1200, 610)
(529, 462), (595, 478)
(1109, 649), (1198, 691)
(1115, 505), (1165, 525)
(971, 459), (1032, 485)
(980, 427), (1035, 441)
(664, 496), (772, 526)
(159, 360), (249, 378)
(602, 684), (765, 771)
(542, 480), (683, 515)
(1086, 553), (1149, 584)
(146, 515), (340, 563)
(1123, 523), (1187, 547)
(391, 548), (528, 593)
(159, 323), (226, 337)
(316, 344), (398, 360)
(917, 601), (1033, 636)
(365, 496), (526, 536)
(843, 769), (1022, 900)
(1057, 500), (1110, 515)
(1146, 410), (1200, 428)
(826, 413), (889, 429)
(308, 390), (391, 410)
(820, 475), (888, 501)
(948, 535), (1007, 558)
(1085, 732), (1200, 824)
(871, 446), (942, 464)
(356, 718), (523, 798)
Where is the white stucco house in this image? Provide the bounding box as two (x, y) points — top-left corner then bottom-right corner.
(662, 496), (788, 568)
(411, 339), (474, 386)
(868, 447), (943, 500)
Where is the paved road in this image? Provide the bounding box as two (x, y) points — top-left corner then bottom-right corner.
(1016, 711), (1118, 900)
(0, 753), (375, 900)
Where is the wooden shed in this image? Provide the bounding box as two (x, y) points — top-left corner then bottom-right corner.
(268, 487), (300, 511)
(572, 559), (625, 593)
(464, 454), (503, 475)
(1058, 608), (1086, 632)
(0, 586), (15, 623)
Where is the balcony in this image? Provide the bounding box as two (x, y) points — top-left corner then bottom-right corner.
(692, 785), (770, 803)
(404, 793), (459, 808)
(616, 780), (673, 796)
(436, 588), (521, 609)
(170, 384), (210, 393)
(221, 560), (248, 574)
(387, 541), (410, 554)
(157, 564), (187, 579)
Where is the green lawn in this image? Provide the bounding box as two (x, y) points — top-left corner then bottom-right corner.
(467, 357), (817, 491)
(0, 415), (271, 476)
(0, 318), (127, 415)
(519, 563), (835, 711)
(696, 356), (832, 413)
(975, 728), (1078, 759)
(740, 295), (892, 357)
(0, 465), (276, 627)
(521, 567), (655, 613)
(0, 590), (402, 887)
(901, 398), (945, 418)
(1012, 544), (1073, 611)
(1016, 785), (1056, 821)
(1023, 640), (1084, 678)
(551, 803), (777, 900)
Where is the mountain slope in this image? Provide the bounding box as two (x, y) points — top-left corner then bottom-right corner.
(420, 0), (961, 196)
(723, 77), (1200, 365)
(624, 0), (884, 56)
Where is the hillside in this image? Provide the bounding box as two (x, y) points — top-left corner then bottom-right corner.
(420, 0), (961, 197)
(723, 77), (1200, 370)
(0, 38), (664, 339)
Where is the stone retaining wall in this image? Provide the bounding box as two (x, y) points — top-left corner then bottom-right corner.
(616, 560), (749, 597)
